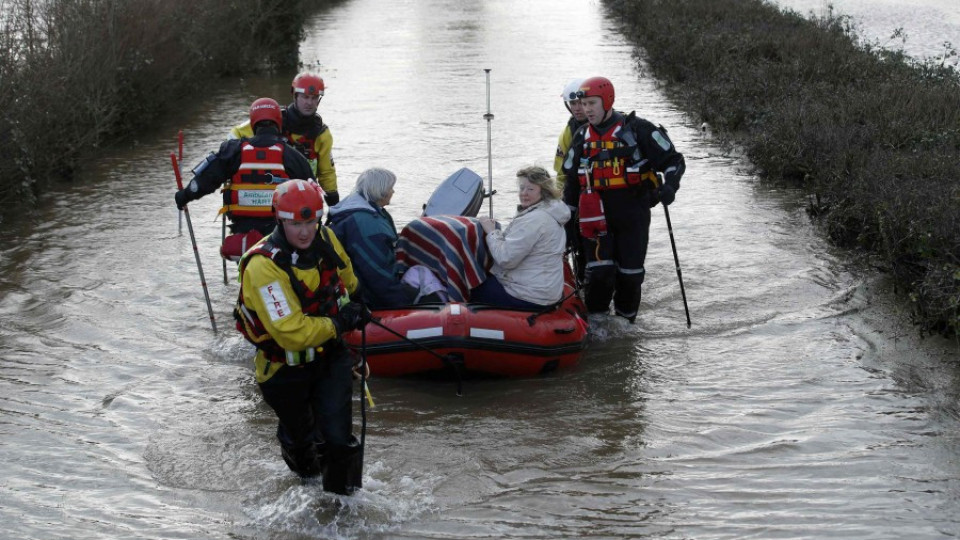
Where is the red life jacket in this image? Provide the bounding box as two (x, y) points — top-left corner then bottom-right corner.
(577, 120), (659, 191)
(234, 229), (347, 365)
(284, 130), (320, 163)
(220, 142), (289, 220)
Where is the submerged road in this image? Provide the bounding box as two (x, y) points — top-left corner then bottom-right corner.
(1, 0), (958, 538)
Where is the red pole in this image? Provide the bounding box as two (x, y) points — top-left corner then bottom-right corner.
(172, 151), (218, 333)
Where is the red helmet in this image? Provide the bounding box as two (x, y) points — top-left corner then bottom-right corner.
(578, 76), (615, 111)
(249, 97), (282, 129)
(291, 73), (325, 97)
(272, 180), (324, 221)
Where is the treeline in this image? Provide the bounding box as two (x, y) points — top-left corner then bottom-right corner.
(603, 0), (960, 336)
(0, 0), (335, 222)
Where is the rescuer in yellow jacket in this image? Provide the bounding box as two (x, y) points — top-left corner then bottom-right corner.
(230, 72), (339, 206)
(553, 78), (588, 191)
(235, 179), (368, 494)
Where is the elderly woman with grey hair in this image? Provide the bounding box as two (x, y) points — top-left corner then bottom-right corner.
(473, 166), (571, 308)
(328, 167), (422, 308)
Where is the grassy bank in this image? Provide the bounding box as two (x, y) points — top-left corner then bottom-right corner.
(0, 0), (334, 220)
(603, 0), (960, 336)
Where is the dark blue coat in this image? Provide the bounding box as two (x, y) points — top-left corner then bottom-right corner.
(327, 193), (416, 308)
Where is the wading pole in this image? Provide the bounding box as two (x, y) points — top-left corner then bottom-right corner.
(171, 152), (218, 333)
(662, 203), (691, 329)
(221, 215), (228, 285)
(484, 68), (494, 218)
(177, 131), (184, 235)
(359, 325), (368, 466)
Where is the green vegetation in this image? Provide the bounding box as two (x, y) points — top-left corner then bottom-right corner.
(0, 0), (332, 220)
(603, 0), (960, 336)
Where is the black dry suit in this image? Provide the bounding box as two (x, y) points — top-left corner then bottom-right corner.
(562, 110), (686, 322)
(234, 226), (363, 494)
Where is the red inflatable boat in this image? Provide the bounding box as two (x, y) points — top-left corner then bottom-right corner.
(343, 166), (589, 378)
(343, 271), (588, 378)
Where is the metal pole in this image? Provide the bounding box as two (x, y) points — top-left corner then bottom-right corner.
(171, 151), (218, 333)
(663, 204), (691, 329)
(484, 68), (494, 218)
(221, 215), (228, 285)
(177, 131), (184, 235)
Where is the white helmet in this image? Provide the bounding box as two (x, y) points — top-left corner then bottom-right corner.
(561, 78), (585, 103)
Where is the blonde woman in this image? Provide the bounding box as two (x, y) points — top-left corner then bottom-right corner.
(474, 166), (571, 308)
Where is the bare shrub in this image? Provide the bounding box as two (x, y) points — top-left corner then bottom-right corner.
(0, 0), (321, 221)
(604, 0), (960, 335)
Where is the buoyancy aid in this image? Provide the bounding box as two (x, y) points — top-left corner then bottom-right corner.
(220, 142), (290, 220)
(282, 109), (328, 168)
(577, 114), (660, 192)
(234, 228), (348, 365)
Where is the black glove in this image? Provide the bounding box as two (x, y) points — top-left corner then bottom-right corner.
(324, 190), (340, 207)
(331, 302), (370, 336)
(174, 189), (191, 210)
(658, 183), (676, 206)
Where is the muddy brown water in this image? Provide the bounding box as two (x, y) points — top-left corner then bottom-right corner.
(1, 0), (959, 538)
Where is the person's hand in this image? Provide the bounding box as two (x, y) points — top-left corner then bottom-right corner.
(658, 183), (676, 206)
(332, 302), (370, 336)
(352, 360), (370, 380)
(324, 190), (340, 207)
(479, 217), (496, 234)
(174, 189), (191, 210)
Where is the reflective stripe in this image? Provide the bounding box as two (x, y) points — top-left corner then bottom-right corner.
(293, 86), (324, 96)
(284, 347), (316, 366)
(470, 328), (504, 340)
(238, 163), (285, 171)
(239, 303), (256, 325)
(617, 266), (646, 275)
(408, 327), (443, 339)
(586, 260), (615, 268)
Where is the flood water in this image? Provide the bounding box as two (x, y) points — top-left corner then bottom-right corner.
(2, 0), (959, 538)
(772, 0), (960, 68)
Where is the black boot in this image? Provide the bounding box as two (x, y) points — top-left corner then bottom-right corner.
(321, 436), (363, 495)
(281, 443), (322, 479)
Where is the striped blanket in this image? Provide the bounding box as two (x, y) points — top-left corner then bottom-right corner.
(396, 216), (491, 302)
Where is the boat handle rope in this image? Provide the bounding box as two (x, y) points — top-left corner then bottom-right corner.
(363, 316), (464, 396)
(526, 288), (580, 326)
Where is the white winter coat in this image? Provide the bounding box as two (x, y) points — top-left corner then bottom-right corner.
(484, 198), (571, 305)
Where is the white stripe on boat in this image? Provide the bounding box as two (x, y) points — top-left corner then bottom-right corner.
(470, 328), (504, 340)
(407, 327), (444, 339)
